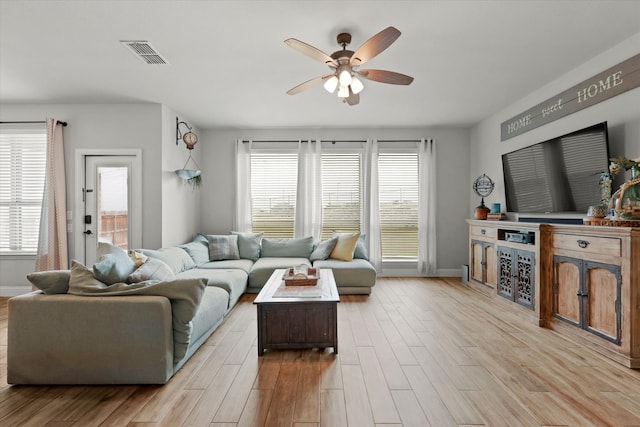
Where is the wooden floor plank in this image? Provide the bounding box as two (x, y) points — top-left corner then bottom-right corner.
(1, 277), (640, 426)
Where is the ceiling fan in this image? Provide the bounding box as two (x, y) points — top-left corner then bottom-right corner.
(285, 26), (414, 106)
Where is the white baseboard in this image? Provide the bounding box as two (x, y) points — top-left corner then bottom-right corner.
(378, 268), (462, 278)
(0, 285), (32, 297)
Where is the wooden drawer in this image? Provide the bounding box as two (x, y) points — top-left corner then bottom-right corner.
(552, 233), (621, 257)
(470, 225), (497, 239)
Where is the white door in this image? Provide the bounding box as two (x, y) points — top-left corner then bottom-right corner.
(84, 155), (138, 265)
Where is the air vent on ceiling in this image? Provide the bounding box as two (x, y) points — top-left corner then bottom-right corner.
(121, 40), (168, 65)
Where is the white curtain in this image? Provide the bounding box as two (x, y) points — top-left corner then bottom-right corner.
(364, 139), (382, 271)
(418, 138), (437, 275)
(295, 139), (322, 240)
(233, 139), (252, 232)
(35, 118), (68, 271)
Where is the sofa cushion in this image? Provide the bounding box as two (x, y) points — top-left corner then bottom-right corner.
(309, 237), (338, 261)
(138, 247), (196, 275)
(261, 236), (314, 258)
(207, 235), (240, 261)
(312, 258), (377, 288)
(128, 258), (176, 283)
(26, 270), (70, 294)
(176, 268), (247, 309)
(93, 242), (136, 285)
(249, 257), (311, 288)
(180, 234), (210, 265)
(231, 231), (262, 261)
(197, 259), (254, 274)
(330, 232), (361, 262)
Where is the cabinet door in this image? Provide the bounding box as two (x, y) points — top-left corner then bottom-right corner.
(485, 245), (497, 287)
(584, 261), (621, 344)
(497, 246), (514, 300)
(515, 250), (535, 309)
(553, 256), (581, 326)
(471, 241), (485, 282)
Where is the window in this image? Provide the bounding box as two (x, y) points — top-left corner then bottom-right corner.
(378, 152), (418, 258)
(250, 151), (297, 238)
(0, 125), (47, 254)
(320, 152), (361, 239)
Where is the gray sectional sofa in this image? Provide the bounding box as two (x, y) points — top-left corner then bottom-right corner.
(7, 232), (376, 385)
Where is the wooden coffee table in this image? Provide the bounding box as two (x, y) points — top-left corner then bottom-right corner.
(254, 269), (339, 355)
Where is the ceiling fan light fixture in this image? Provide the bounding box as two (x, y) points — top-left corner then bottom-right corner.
(323, 75), (339, 93)
(338, 69), (352, 86)
(337, 85), (349, 98)
(350, 76), (364, 94)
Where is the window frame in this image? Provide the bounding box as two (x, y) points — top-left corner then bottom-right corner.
(0, 124), (47, 255)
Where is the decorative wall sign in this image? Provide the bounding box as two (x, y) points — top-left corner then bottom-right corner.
(501, 53), (640, 141)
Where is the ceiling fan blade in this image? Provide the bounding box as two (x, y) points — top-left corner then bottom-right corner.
(350, 26), (401, 66)
(287, 75), (332, 95)
(284, 38), (338, 66)
(358, 69), (414, 85)
(344, 87), (360, 106)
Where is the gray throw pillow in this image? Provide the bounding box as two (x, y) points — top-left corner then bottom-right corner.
(128, 258), (175, 283)
(231, 231), (263, 261)
(93, 242), (136, 285)
(310, 237), (339, 261)
(207, 234), (240, 261)
(26, 270), (70, 294)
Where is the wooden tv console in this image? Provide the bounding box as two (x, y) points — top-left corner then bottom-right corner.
(467, 219), (640, 368)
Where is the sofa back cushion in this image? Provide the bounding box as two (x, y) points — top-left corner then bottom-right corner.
(138, 247), (196, 274)
(261, 236), (314, 258)
(231, 231), (263, 261)
(180, 234), (210, 265)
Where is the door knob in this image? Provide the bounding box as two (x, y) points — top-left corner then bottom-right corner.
(83, 230), (93, 235)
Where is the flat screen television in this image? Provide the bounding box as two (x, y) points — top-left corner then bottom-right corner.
(502, 122), (610, 215)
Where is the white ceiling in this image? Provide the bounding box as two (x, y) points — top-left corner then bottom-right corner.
(1, 0), (639, 130)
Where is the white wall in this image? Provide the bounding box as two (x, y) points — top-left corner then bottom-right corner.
(470, 33), (640, 214)
(161, 105), (202, 247)
(0, 103), (199, 295)
(200, 127), (471, 276)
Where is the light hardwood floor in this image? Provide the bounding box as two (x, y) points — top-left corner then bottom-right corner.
(1, 277), (640, 426)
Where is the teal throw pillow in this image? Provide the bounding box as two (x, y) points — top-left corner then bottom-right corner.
(353, 234), (369, 260)
(27, 270), (70, 294)
(231, 231), (263, 261)
(93, 242), (136, 285)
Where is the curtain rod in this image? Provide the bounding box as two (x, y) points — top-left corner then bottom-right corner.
(0, 120), (68, 127)
(241, 139), (429, 143)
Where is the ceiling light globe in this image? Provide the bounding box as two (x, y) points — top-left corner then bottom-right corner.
(339, 69), (352, 86)
(323, 76), (339, 93)
(337, 85), (349, 98)
(350, 76), (364, 94)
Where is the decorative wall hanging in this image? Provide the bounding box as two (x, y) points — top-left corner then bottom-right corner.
(175, 117), (201, 188)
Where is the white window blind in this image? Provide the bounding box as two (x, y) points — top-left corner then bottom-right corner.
(378, 152), (418, 258)
(320, 152), (361, 239)
(0, 126), (47, 253)
(250, 151), (297, 238)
